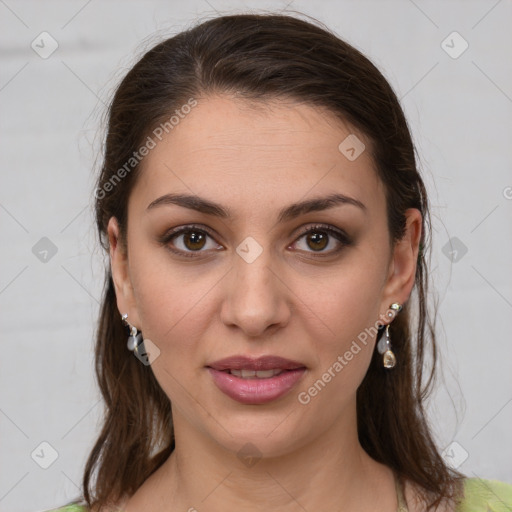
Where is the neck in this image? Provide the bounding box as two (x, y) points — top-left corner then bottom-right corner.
(149, 401), (398, 511)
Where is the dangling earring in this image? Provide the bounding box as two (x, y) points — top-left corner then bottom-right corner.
(378, 325), (396, 369)
(121, 313), (142, 352)
(377, 302), (402, 369)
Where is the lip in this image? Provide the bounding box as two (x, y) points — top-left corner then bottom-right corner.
(207, 355), (306, 371)
(206, 355), (307, 405)
(207, 367), (306, 404)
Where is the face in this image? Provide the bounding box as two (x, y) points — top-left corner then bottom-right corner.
(109, 95), (421, 458)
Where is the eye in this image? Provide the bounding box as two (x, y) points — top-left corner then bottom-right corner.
(161, 225), (222, 258)
(160, 223), (352, 259)
(291, 224), (351, 255)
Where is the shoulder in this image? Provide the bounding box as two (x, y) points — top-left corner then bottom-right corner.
(456, 477), (512, 511)
(40, 504), (88, 512)
(40, 495), (129, 512)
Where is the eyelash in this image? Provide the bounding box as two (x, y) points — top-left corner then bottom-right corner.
(160, 223), (352, 259)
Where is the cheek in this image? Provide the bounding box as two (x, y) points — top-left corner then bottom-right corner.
(127, 252), (213, 410)
(297, 260), (386, 402)
(296, 285), (379, 418)
(310, 258), (387, 342)
(126, 239), (230, 382)
(130, 260), (211, 350)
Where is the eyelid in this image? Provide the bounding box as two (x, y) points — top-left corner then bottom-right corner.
(292, 223), (351, 243)
(163, 223), (217, 240)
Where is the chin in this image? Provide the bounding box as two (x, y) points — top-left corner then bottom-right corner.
(206, 413), (309, 460)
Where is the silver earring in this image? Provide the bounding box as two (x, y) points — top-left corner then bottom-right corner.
(377, 302), (402, 369)
(121, 313), (142, 352)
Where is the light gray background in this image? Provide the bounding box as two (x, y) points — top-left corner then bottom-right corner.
(1, 1), (511, 511)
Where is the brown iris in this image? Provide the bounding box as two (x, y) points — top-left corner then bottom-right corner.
(306, 231), (328, 251)
(183, 231), (207, 251)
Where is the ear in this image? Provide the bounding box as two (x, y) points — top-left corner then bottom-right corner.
(107, 216), (140, 328)
(380, 208), (422, 316)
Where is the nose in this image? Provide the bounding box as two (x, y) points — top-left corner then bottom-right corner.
(219, 244), (291, 338)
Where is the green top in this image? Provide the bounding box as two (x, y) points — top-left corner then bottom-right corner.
(45, 477), (512, 511)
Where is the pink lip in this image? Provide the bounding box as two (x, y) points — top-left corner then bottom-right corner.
(206, 355), (307, 405)
(207, 368), (306, 404)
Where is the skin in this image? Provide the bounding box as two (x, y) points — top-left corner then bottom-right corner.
(107, 95), (423, 512)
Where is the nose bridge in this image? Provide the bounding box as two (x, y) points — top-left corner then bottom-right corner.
(221, 235), (289, 336)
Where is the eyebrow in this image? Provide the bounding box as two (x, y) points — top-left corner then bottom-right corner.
(146, 192), (366, 223)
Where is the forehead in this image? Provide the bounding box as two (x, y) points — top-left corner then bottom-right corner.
(133, 95), (384, 217)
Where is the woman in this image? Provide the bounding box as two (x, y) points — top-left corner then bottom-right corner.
(47, 12), (512, 512)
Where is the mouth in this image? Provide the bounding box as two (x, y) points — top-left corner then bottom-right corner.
(206, 354), (306, 372)
(220, 368), (287, 379)
(213, 367), (305, 380)
(206, 355), (307, 404)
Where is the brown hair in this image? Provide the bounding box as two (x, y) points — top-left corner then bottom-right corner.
(72, 12), (465, 511)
